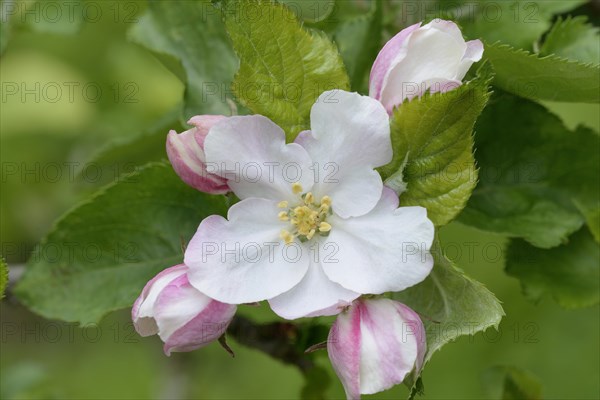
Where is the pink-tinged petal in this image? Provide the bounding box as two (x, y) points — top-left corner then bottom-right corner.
(204, 115), (314, 202)
(426, 19), (465, 43)
(132, 265), (187, 337)
(187, 115), (226, 147)
(158, 273), (237, 355)
(299, 90), (391, 218)
(185, 198), (310, 304)
(371, 19), (482, 112)
(153, 273), (212, 343)
(327, 299), (426, 399)
(380, 28), (464, 112)
(369, 22), (422, 100)
(132, 264), (236, 355)
(393, 302), (427, 374)
(323, 187), (434, 294)
(164, 299), (236, 355)
(268, 257), (359, 320)
(166, 119), (229, 194)
(328, 303), (362, 400)
(456, 39), (484, 80)
(357, 299), (423, 395)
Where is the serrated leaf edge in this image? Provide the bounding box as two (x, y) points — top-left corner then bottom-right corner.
(487, 41), (600, 70)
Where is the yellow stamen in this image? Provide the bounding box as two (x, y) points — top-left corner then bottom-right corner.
(277, 185), (334, 242)
(278, 211), (289, 221)
(319, 222), (332, 232)
(280, 230), (294, 245)
(304, 192), (314, 204)
(292, 182), (303, 194)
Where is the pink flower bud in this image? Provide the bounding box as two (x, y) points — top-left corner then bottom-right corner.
(327, 298), (426, 399)
(369, 19), (483, 113)
(166, 115), (230, 194)
(132, 264), (236, 355)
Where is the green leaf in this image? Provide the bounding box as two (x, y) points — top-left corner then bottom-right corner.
(128, 1), (237, 120)
(223, 0), (350, 140)
(24, 1), (84, 35)
(0, 256), (7, 299)
(83, 106), (182, 186)
(292, 0), (375, 33)
(331, 0), (383, 91)
(457, 0), (586, 50)
(0, 3), (12, 56)
(300, 365), (331, 400)
(278, 0), (338, 24)
(460, 93), (600, 248)
(0, 362), (48, 400)
(482, 365), (542, 400)
(379, 71), (491, 226)
(394, 239), (504, 382)
(540, 16), (600, 65)
(506, 228), (600, 308)
(580, 207), (600, 243)
(14, 163), (228, 324)
(485, 42), (600, 103)
(407, 376), (424, 400)
(286, 0), (382, 91)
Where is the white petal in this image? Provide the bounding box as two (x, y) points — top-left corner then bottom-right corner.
(328, 299), (426, 398)
(394, 302), (427, 374)
(204, 115), (313, 201)
(154, 272), (237, 355)
(455, 39), (484, 80)
(358, 299), (424, 395)
(380, 21), (467, 111)
(268, 256), (359, 319)
(297, 90), (391, 218)
(153, 274), (213, 342)
(163, 299), (236, 356)
(369, 22), (422, 100)
(426, 19), (466, 43)
(166, 128), (229, 194)
(322, 188), (434, 294)
(328, 303), (362, 399)
(185, 198), (310, 303)
(132, 265), (187, 336)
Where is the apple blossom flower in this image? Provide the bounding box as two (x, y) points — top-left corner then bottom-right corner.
(328, 298), (426, 399)
(184, 90), (434, 320)
(370, 19), (484, 113)
(132, 264), (236, 355)
(166, 115), (230, 194)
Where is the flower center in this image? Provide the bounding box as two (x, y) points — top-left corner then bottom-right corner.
(278, 182), (332, 244)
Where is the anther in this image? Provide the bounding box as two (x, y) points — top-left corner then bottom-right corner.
(280, 230), (294, 245)
(304, 192), (314, 204)
(292, 182), (303, 194)
(278, 211), (289, 221)
(319, 222), (332, 232)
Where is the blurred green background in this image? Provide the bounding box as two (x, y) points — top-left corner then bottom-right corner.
(1, 0), (598, 399)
